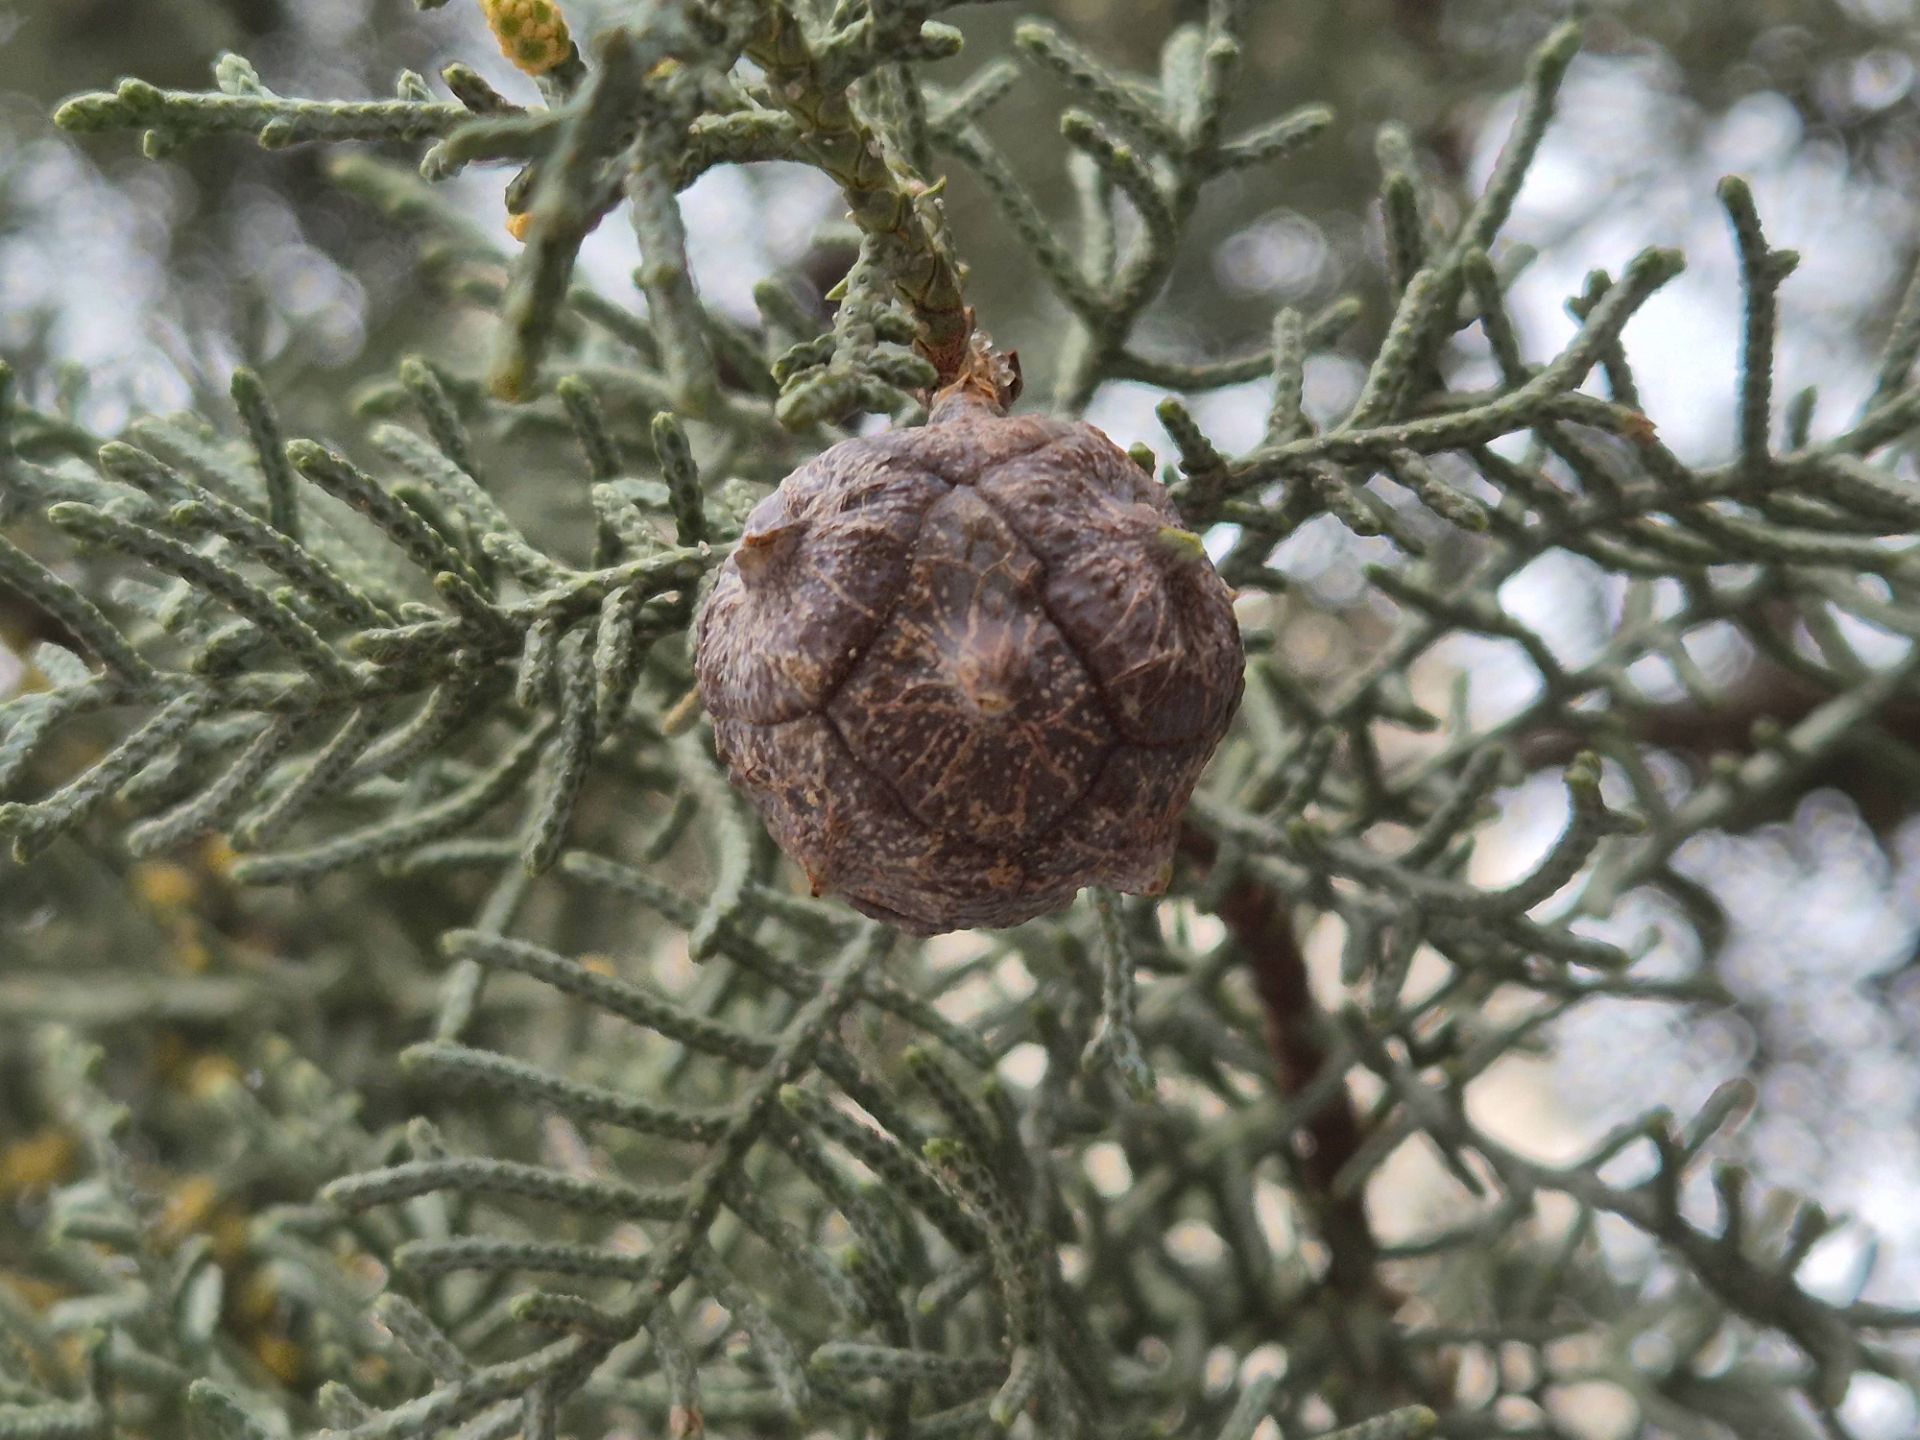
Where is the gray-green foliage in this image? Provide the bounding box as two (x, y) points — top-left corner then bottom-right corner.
(4, 1), (1920, 1438)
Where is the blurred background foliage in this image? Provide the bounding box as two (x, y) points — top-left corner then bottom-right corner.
(9, 0), (1920, 423)
(6, 0), (1920, 1435)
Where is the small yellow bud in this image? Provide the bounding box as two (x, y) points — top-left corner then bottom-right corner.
(252, 1334), (306, 1386)
(172, 931), (214, 974)
(211, 1210), (254, 1265)
(159, 1174), (222, 1246)
(200, 834), (238, 879)
(236, 1268), (281, 1323)
(480, 0), (575, 77)
(0, 1272), (67, 1313)
(0, 1128), (78, 1198)
(185, 1054), (244, 1099)
(131, 861), (199, 913)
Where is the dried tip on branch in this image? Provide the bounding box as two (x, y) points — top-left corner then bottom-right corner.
(660, 687), (703, 736)
(1535, 18), (1585, 75)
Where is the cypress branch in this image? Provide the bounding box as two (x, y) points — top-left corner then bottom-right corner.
(8, 9), (1920, 1440)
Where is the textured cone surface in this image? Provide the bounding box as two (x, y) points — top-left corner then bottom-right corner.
(695, 392), (1244, 934)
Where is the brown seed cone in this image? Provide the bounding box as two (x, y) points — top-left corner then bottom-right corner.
(694, 385), (1243, 934)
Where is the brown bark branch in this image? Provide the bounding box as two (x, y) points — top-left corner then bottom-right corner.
(1519, 660), (1920, 836)
(1177, 825), (1380, 1300)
